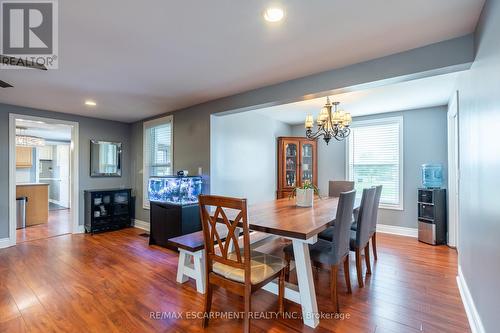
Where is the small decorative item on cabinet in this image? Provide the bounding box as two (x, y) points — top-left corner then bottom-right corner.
(277, 137), (318, 199)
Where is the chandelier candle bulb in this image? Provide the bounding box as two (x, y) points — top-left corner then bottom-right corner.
(305, 114), (314, 128)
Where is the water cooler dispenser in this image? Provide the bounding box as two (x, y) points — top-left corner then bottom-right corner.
(418, 164), (447, 245)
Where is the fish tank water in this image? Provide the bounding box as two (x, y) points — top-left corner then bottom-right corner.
(148, 176), (202, 205)
(422, 164), (443, 188)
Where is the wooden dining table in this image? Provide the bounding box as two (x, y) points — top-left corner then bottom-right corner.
(171, 195), (359, 329)
(241, 196), (360, 328)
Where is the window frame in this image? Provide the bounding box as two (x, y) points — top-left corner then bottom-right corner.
(345, 116), (404, 211)
(143, 115), (174, 209)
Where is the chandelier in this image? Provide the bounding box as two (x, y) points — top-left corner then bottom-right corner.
(304, 97), (352, 144)
(16, 127), (45, 147)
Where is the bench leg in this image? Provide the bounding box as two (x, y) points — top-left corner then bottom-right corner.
(176, 250), (190, 284)
(176, 249), (207, 294)
(193, 250), (206, 294)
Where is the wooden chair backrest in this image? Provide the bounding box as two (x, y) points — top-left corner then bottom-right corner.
(199, 195), (251, 280)
(329, 180), (355, 197)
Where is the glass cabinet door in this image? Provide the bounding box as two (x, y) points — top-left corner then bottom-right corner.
(284, 142), (298, 188)
(301, 143), (314, 185)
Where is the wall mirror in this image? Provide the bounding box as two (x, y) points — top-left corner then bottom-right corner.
(90, 140), (122, 177)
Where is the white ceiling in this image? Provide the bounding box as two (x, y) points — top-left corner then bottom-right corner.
(254, 72), (461, 124)
(0, 0), (484, 123)
(16, 119), (72, 141)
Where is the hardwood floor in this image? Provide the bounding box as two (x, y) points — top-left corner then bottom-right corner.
(0, 228), (470, 333)
(16, 209), (72, 244)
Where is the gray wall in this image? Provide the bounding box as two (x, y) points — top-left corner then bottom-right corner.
(456, 0), (500, 331)
(210, 112), (292, 204)
(292, 106), (448, 229)
(0, 103), (132, 238)
(131, 107), (212, 223)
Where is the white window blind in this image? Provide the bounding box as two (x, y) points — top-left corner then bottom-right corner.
(143, 115), (173, 208)
(347, 117), (403, 209)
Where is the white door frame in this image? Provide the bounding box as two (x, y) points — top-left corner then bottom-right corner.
(447, 91), (460, 249)
(8, 113), (80, 247)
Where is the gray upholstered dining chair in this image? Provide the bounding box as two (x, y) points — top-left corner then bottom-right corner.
(351, 185), (382, 262)
(317, 180), (356, 241)
(328, 180), (355, 197)
(349, 187), (376, 288)
(283, 190), (356, 313)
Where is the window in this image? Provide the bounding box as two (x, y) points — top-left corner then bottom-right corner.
(98, 144), (117, 174)
(346, 116), (403, 210)
(143, 115), (173, 208)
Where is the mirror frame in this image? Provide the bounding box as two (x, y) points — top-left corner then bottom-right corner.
(90, 140), (122, 177)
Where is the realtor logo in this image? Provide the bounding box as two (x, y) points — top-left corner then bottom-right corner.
(1, 0), (58, 68)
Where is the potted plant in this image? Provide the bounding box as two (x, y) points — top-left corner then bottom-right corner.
(290, 180), (320, 207)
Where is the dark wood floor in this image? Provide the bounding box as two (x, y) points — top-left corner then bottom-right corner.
(16, 209), (72, 244)
(0, 228), (470, 333)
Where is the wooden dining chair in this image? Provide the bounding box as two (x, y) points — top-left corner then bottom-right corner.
(199, 195), (287, 333)
(283, 190), (356, 313)
(328, 180), (355, 197)
(349, 187), (376, 288)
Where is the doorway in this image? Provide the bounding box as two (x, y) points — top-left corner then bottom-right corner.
(8, 114), (79, 245)
(447, 91), (459, 249)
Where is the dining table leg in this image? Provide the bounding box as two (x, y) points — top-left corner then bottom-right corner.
(292, 238), (319, 328)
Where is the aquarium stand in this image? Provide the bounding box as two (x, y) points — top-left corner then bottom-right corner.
(149, 201), (201, 250)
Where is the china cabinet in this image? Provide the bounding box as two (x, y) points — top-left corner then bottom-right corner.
(277, 137), (317, 199)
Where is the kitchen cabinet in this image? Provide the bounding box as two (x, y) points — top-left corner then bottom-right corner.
(277, 137), (318, 199)
(16, 147), (33, 168)
(38, 146), (53, 160)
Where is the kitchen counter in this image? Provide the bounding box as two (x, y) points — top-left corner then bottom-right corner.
(16, 183), (49, 226)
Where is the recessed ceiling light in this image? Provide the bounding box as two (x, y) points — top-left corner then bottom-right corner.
(85, 100), (97, 107)
(264, 7), (285, 23)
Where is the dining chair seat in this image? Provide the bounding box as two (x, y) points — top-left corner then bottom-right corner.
(213, 250), (287, 285)
(283, 239), (348, 266)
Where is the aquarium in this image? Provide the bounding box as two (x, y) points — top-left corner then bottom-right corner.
(422, 164), (443, 188)
(148, 176), (202, 205)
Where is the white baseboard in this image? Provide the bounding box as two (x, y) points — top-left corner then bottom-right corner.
(0, 237), (13, 249)
(457, 265), (485, 333)
(73, 225), (85, 234)
(376, 224), (418, 238)
(133, 219), (150, 232)
(49, 199), (70, 208)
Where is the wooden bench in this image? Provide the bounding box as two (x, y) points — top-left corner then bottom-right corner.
(168, 229), (272, 294)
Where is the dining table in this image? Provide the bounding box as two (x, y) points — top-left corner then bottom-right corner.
(240, 195), (360, 328)
(171, 195), (360, 329)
